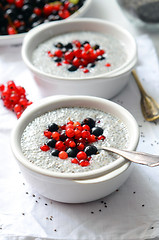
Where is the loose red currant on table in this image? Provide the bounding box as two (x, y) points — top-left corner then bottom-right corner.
(0, 81), (32, 118)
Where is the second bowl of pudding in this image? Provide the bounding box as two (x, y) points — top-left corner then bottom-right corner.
(22, 18), (137, 98)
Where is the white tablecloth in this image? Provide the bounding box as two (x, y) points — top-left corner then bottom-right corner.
(0, 25), (159, 240)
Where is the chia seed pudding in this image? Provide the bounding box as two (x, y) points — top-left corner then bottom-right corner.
(21, 107), (129, 174)
(32, 31), (127, 79)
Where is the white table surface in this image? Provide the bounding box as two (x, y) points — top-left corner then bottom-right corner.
(1, 1), (159, 240)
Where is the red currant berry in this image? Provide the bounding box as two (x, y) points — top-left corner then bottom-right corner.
(33, 7), (42, 16)
(72, 57), (82, 67)
(7, 26), (17, 35)
(58, 9), (70, 19)
(74, 48), (82, 58)
(83, 68), (89, 73)
(98, 135), (106, 141)
(59, 151), (68, 159)
(77, 142), (85, 151)
(74, 129), (82, 139)
(43, 4), (54, 16)
(64, 51), (74, 61)
(81, 130), (90, 139)
(82, 124), (90, 132)
(0, 84), (5, 92)
(55, 49), (63, 58)
(105, 63), (111, 67)
(71, 158), (79, 164)
(14, 104), (22, 113)
(68, 140), (76, 148)
(80, 160), (90, 167)
(77, 151), (87, 160)
(44, 130), (52, 139)
(64, 138), (73, 147)
(13, 20), (21, 28)
(87, 134), (97, 143)
(55, 141), (66, 151)
(73, 40), (81, 48)
(65, 128), (75, 138)
(15, 0), (24, 8)
(7, 80), (16, 90)
(40, 145), (50, 151)
(52, 131), (60, 141)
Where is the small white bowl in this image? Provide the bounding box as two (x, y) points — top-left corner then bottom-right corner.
(11, 95), (139, 203)
(0, 0), (92, 46)
(21, 18), (137, 99)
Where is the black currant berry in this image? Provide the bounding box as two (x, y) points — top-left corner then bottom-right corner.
(46, 139), (56, 148)
(51, 149), (59, 156)
(47, 123), (58, 132)
(81, 118), (95, 129)
(66, 148), (78, 157)
(84, 145), (98, 156)
(91, 127), (103, 136)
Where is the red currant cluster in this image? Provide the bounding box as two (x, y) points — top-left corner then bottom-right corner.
(40, 118), (106, 167)
(0, 0), (85, 35)
(48, 40), (111, 73)
(0, 80), (32, 118)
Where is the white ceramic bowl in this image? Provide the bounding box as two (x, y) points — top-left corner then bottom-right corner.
(21, 18), (137, 99)
(0, 0), (92, 46)
(11, 95), (139, 203)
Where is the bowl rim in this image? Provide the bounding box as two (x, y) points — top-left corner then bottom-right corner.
(11, 95), (140, 180)
(21, 17), (137, 81)
(0, 0), (92, 46)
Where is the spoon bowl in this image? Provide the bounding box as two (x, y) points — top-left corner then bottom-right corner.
(132, 69), (159, 121)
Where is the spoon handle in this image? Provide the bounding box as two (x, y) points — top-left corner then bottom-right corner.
(132, 69), (147, 96)
(99, 146), (159, 167)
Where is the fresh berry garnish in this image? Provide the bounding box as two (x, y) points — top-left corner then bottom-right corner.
(91, 127), (103, 136)
(0, 80), (32, 118)
(47, 39), (109, 74)
(40, 145), (50, 151)
(47, 123), (58, 132)
(80, 160), (90, 167)
(51, 149), (59, 156)
(40, 117), (106, 167)
(55, 141), (66, 151)
(46, 139), (56, 148)
(84, 145), (98, 156)
(66, 147), (78, 157)
(77, 151), (87, 161)
(81, 118), (95, 129)
(59, 151), (68, 159)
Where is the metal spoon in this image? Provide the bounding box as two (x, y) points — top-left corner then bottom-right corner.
(132, 69), (159, 122)
(98, 146), (159, 167)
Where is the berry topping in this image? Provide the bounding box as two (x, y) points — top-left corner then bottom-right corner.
(0, 0), (86, 36)
(47, 39), (110, 73)
(40, 118), (106, 167)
